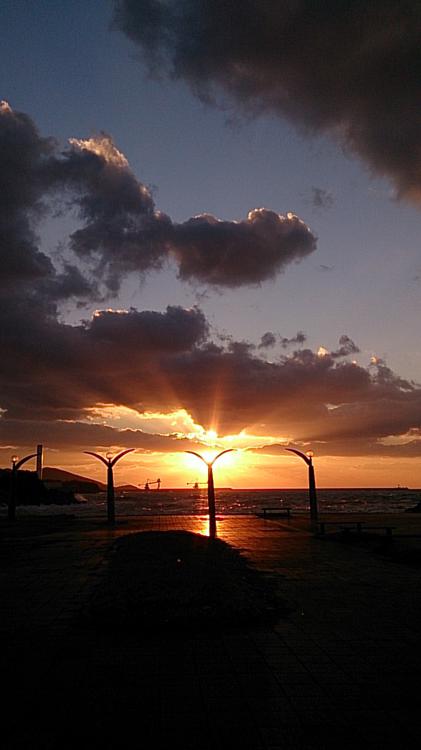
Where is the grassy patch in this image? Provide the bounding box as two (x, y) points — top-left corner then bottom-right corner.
(85, 531), (286, 632)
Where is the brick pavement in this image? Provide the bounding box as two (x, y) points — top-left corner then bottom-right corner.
(1, 514), (421, 749)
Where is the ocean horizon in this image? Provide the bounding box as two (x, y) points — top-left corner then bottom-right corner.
(3, 487), (420, 517)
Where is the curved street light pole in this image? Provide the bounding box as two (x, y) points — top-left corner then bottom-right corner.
(8, 453), (38, 521)
(84, 449), (135, 524)
(184, 449), (234, 538)
(285, 448), (319, 528)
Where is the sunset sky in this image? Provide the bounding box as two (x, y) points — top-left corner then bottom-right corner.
(1, 0), (420, 488)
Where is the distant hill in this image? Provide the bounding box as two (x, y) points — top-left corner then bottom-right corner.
(43, 467), (105, 491)
(42, 468), (138, 492)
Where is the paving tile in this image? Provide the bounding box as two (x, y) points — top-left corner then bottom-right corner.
(2, 513), (421, 749)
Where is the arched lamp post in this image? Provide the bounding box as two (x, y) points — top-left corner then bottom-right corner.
(84, 449), (135, 524)
(285, 448), (318, 527)
(9, 453), (38, 521)
(184, 449), (234, 538)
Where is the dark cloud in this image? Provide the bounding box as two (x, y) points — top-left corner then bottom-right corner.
(0, 102), (316, 296)
(0, 101), (93, 301)
(0, 418), (204, 452)
(1, 308), (420, 457)
(227, 340), (255, 357)
(258, 332), (277, 349)
(142, 340), (420, 444)
(1, 101), (420, 460)
(258, 330), (306, 349)
(114, 0), (421, 204)
(249, 437), (421, 459)
(0, 304), (209, 420)
(330, 335), (360, 359)
(88, 305), (208, 351)
(281, 331), (306, 349)
(48, 134), (170, 290)
(171, 209), (316, 287)
(309, 187), (334, 211)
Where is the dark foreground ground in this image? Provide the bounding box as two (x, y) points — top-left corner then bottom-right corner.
(1, 512), (421, 749)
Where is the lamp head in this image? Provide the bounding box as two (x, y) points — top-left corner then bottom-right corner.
(106, 451), (113, 461)
(306, 450), (314, 459)
(11, 455), (19, 464)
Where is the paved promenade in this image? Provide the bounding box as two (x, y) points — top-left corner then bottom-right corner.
(1, 513), (421, 749)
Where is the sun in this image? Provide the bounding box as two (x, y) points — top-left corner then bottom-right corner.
(204, 429), (218, 443)
(183, 447), (238, 471)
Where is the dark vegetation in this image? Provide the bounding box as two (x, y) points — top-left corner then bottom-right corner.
(0, 469), (87, 505)
(86, 531), (287, 632)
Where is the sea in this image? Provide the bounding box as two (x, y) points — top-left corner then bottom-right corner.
(6, 487), (421, 517)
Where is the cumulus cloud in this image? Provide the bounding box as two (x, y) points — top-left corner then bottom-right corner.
(171, 210), (316, 287)
(0, 101), (319, 455)
(88, 305), (208, 351)
(0, 102), (316, 297)
(48, 134), (170, 290)
(114, 0), (421, 204)
(0, 101), (94, 302)
(1, 101), (420, 460)
(0, 304), (209, 420)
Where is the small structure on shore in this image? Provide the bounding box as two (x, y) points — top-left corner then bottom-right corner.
(141, 478), (161, 490)
(187, 480), (207, 490)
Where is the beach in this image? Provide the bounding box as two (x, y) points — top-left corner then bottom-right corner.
(2, 511), (421, 748)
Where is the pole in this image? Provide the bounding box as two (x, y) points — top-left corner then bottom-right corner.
(107, 461), (115, 525)
(285, 448), (319, 530)
(36, 444), (43, 479)
(8, 462), (17, 522)
(84, 449), (134, 525)
(308, 458), (318, 525)
(207, 464), (216, 539)
(8, 453), (37, 522)
(184, 449), (234, 539)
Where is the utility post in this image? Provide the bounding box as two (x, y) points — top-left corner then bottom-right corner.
(8, 452), (38, 521)
(285, 448), (319, 529)
(184, 449), (234, 538)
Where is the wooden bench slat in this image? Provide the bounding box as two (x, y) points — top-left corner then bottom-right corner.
(318, 520), (395, 536)
(258, 507), (292, 519)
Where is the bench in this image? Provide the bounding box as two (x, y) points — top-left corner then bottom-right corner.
(259, 507), (292, 519)
(317, 520), (395, 538)
(361, 525), (396, 538)
(318, 520), (363, 535)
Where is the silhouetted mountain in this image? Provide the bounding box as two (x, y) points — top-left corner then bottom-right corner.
(43, 468), (138, 493)
(43, 467), (103, 493)
(0, 468), (79, 506)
